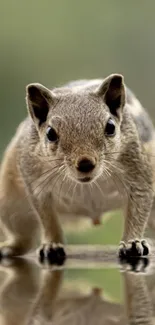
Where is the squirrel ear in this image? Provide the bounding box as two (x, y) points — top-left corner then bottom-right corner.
(96, 74), (126, 117)
(26, 83), (55, 126)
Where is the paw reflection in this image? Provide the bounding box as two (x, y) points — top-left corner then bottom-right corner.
(120, 256), (150, 273)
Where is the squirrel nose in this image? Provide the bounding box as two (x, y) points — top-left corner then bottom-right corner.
(77, 158), (95, 173)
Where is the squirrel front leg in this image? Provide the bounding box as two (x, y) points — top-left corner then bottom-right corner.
(119, 169), (154, 258)
(35, 196), (66, 263)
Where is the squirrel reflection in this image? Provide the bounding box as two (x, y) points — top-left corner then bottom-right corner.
(0, 257), (154, 324)
(29, 269), (123, 325)
(0, 258), (40, 325)
(122, 257), (154, 325)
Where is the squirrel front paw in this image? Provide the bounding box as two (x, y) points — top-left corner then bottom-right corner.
(118, 239), (149, 261)
(38, 243), (66, 265)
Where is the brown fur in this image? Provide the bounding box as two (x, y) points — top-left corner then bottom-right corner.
(0, 73), (154, 256)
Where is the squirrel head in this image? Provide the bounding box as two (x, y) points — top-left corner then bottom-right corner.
(26, 74), (126, 184)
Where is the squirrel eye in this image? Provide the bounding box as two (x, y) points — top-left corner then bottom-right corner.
(105, 118), (115, 137)
(46, 127), (59, 142)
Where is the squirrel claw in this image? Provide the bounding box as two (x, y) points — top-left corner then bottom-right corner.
(118, 239), (149, 261)
(38, 243), (66, 265)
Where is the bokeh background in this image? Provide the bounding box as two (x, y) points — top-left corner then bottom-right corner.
(1, 0), (155, 304)
(1, 1), (155, 154)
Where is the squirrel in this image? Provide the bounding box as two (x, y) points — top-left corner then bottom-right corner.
(0, 73), (154, 260)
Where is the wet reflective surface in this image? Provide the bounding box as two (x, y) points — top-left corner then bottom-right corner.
(0, 247), (155, 324)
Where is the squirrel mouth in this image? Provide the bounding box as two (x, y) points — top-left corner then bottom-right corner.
(78, 177), (92, 183)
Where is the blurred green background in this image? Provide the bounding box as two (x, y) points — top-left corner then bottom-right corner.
(1, 0), (154, 303)
(1, 0), (155, 155)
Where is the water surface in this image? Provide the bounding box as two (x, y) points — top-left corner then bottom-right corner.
(0, 246), (154, 324)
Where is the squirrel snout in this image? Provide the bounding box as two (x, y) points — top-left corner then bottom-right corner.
(76, 157), (96, 173)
